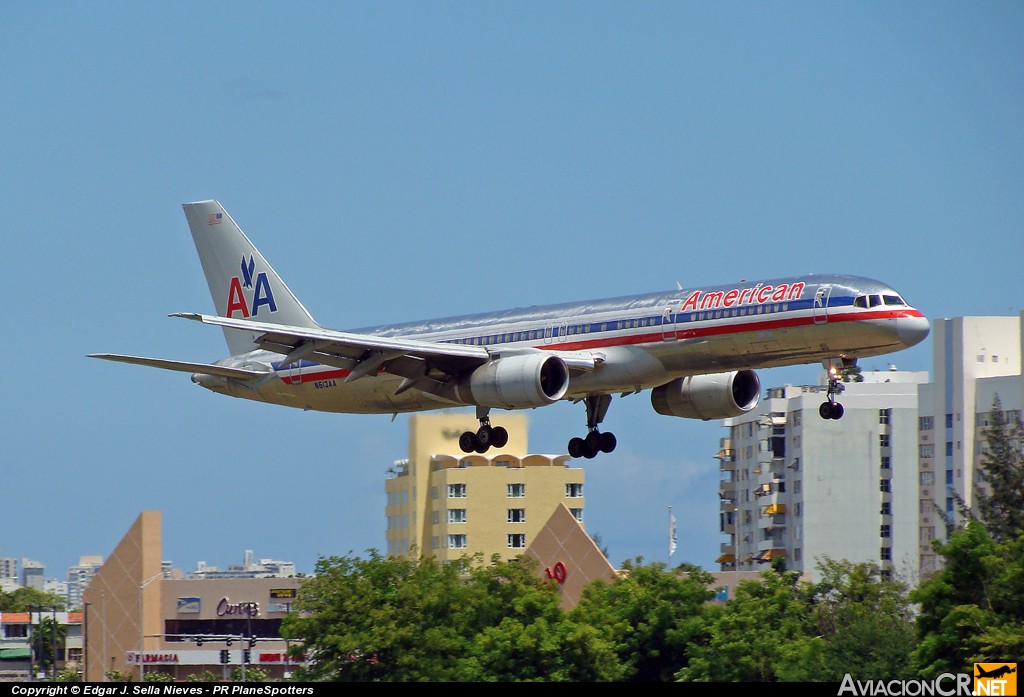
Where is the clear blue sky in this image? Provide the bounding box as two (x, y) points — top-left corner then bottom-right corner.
(4, 3), (1023, 582)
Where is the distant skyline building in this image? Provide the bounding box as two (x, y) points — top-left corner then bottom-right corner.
(0, 557), (16, 583)
(386, 413), (585, 563)
(187, 551), (297, 579)
(20, 559), (43, 590)
(717, 370), (927, 582)
(66, 556), (104, 610)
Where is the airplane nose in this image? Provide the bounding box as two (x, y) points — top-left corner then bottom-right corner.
(896, 315), (930, 347)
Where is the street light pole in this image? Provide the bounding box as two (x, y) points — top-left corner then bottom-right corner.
(138, 572), (164, 682)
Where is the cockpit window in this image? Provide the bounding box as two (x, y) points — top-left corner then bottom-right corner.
(854, 295), (868, 309)
(883, 295), (905, 306)
(869, 295), (883, 307)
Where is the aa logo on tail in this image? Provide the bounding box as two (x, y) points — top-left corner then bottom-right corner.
(225, 255), (277, 318)
(975, 663), (1017, 696)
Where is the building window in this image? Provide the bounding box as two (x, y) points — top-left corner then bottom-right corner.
(881, 501), (892, 515)
(879, 408), (891, 425)
(880, 434), (890, 448)
(447, 534), (467, 549)
(507, 483), (525, 498)
(566, 482), (584, 498)
(448, 509), (466, 524)
(945, 414), (953, 428)
(448, 483), (466, 498)
(880, 479), (891, 493)
(570, 508), (583, 522)
(945, 442), (953, 456)
(880, 547), (892, 561)
(880, 525), (891, 538)
(507, 508), (526, 523)
(507, 534), (526, 549)
(880, 456), (891, 470)
(919, 416), (933, 431)
(4, 624), (28, 639)
(920, 471), (935, 486)
(919, 444), (934, 458)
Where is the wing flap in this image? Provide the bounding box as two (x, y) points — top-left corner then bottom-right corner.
(88, 353), (268, 381)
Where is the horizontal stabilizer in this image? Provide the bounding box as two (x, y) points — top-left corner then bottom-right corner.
(88, 353), (268, 381)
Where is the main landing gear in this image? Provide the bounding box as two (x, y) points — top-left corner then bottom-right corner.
(459, 407), (509, 454)
(819, 358), (848, 420)
(567, 394), (617, 459)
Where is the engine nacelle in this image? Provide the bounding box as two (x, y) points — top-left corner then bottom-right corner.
(457, 353), (570, 409)
(650, 370), (761, 421)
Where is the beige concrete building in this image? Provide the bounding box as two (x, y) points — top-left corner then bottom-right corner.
(386, 413), (586, 564)
(83, 512), (301, 682)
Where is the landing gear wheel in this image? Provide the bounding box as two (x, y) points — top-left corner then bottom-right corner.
(819, 402), (845, 420)
(459, 431), (478, 453)
(599, 431), (617, 453)
(583, 440), (600, 459)
(491, 426), (508, 449)
(568, 437), (585, 459)
(584, 431), (602, 451)
(476, 424), (493, 449)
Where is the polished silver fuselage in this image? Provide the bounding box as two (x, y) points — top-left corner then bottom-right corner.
(203, 273), (928, 414)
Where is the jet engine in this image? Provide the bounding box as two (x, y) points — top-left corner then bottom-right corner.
(455, 353), (571, 409)
(650, 370), (760, 421)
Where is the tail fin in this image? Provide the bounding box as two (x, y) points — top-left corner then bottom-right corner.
(182, 200), (319, 355)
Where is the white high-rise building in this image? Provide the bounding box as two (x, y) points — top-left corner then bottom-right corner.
(717, 369), (927, 583)
(917, 314), (1022, 576)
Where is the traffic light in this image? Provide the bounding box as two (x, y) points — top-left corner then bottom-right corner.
(243, 649), (251, 664)
(219, 649), (229, 664)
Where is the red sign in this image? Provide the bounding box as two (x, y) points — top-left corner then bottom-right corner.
(544, 561), (567, 584)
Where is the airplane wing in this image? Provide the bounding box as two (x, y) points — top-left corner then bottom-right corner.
(88, 354), (269, 381)
(170, 313), (602, 383)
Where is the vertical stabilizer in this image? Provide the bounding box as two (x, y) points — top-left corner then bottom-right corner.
(182, 200), (319, 355)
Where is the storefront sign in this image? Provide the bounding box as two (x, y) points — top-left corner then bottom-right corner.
(177, 597), (201, 614)
(216, 597), (260, 618)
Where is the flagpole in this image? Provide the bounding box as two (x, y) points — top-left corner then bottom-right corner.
(668, 506), (677, 563)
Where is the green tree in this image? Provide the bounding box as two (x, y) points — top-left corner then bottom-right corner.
(282, 551), (614, 681)
(911, 522), (1024, 675)
(231, 665), (270, 682)
(677, 568), (826, 682)
(808, 558), (917, 680)
(34, 616), (68, 678)
(0, 587), (67, 612)
(143, 670), (175, 682)
(569, 559), (713, 681)
(977, 395), (1024, 543)
(185, 670), (221, 682)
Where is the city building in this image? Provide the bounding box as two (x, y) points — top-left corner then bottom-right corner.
(717, 369), (928, 582)
(83, 512), (302, 682)
(66, 556), (104, 611)
(385, 412), (586, 563)
(0, 610), (83, 680)
(917, 314), (1022, 576)
(20, 560), (43, 590)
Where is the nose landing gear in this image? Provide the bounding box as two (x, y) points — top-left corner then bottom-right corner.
(819, 358), (850, 420)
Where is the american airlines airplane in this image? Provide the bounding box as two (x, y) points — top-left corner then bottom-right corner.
(91, 200), (930, 459)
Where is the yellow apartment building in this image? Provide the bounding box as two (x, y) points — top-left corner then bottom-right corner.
(385, 413), (586, 563)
